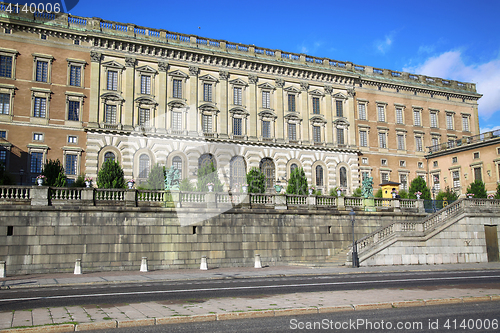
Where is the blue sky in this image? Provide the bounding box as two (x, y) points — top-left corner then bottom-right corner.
(69, 0), (500, 133)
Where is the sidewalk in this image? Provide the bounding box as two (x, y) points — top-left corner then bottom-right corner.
(1, 263), (500, 332)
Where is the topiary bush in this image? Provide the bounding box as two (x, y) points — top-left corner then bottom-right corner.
(147, 164), (165, 190)
(246, 167), (266, 194)
(42, 159), (66, 187)
(179, 178), (195, 192)
(408, 177), (431, 200)
(436, 187), (458, 201)
(466, 179), (487, 198)
(286, 167), (308, 196)
(97, 159), (125, 189)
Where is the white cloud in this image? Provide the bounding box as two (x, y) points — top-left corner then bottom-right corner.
(375, 34), (393, 54)
(480, 125), (500, 133)
(403, 50), (500, 120)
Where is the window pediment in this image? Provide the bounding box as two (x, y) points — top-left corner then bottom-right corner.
(258, 82), (275, 90)
(229, 78), (248, 86)
(229, 107), (249, 116)
(199, 74), (219, 83)
(199, 103), (219, 113)
(332, 92), (348, 99)
(101, 92), (124, 102)
(310, 115), (326, 124)
(333, 119), (350, 126)
(168, 100), (188, 108)
(285, 113), (302, 121)
(169, 70), (188, 78)
(309, 89), (324, 96)
(136, 65), (158, 74)
(284, 86), (301, 94)
(258, 110), (277, 119)
(135, 96), (157, 105)
(102, 60), (125, 69)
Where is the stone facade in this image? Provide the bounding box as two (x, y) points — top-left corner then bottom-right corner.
(0, 9), (482, 193)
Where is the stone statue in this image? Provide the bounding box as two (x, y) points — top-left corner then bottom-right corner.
(362, 176), (374, 198)
(164, 167), (181, 191)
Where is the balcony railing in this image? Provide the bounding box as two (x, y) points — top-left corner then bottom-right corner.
(427, 129), (500, 154)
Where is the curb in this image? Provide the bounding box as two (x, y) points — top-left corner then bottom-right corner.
(1, 295), (498, 333)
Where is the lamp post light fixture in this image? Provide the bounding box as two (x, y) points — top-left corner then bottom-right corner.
(349, 208), (359, 268)
(431, 186), (437, 212)
(19, 168), (24, 186)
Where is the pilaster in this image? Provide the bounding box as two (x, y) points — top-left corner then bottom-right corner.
(347, 87), (356, 147)
(248, 75), (258, 139)
(157, 61), (169, 132)
(219, 70), (229, 138)
(300, 82), (309, 144)
(275, 78), (285, 142)
(88, 51), (101, 127)
(123, 57), (136, 128)
(188, 66), (199, 135)
(324, 85), (333, 144)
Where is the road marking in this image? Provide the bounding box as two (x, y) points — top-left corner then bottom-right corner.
(1, 274), (499, 303)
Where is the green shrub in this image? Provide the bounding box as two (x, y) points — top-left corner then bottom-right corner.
(196, 162), (223, 192)
(495, 183), (500, 199)
(246, 167), (266, 194)
(179, 178), (195, 192)
(286, 167), (308, 196)
(97, 159), (125, 189)
(436, 187), (458, 201)
(398, 189), (408, 199)
(466, 180), (487, 198)
(408, 177), (431, 200)
(374, 188), (383, 198)
(42, 159), (66, 187)
(71, 175), (86, 187)
(352, 187), (362, 197)
(147, 164), (165, 190)
(329, 187), (343, 197)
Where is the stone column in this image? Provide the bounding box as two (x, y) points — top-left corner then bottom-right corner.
(300, 82), (310, 144)
(219, 70), (229, 138)
(337, 196), (345, 210)
(188, 66), (199, 135)
(123, 57), (136, 129)
(88, 51), (102, 127)
(157, 61), (169, 133)
(346, 88), (356, 147)
(81, 188), (94, 206)
(275, 79), (285, 143)
(324, 85), (334, 145)
(248, 75), (258, 139)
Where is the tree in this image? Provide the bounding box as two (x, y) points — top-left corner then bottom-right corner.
(246, 167), (266, 194)
(398, 189), (408, 199)
(179, 178), (195, 192)
(495, 183), (500, 200)
(97, 159), (125, 189)
(352, 187), (362, 197)
(466, 180), (487, 198)
(42, 159), (66, 187)
(286, 167), (308, 195)
(147, 164), (165, 190)
(196, 162), (223, 192)
(71, 175), (86, 187)
(436, 187), (458, 202)
(374, 188), (383, 198)
(408, 177), (431, 200)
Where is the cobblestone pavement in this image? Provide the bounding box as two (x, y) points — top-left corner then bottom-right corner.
(1, 263), (499, 332)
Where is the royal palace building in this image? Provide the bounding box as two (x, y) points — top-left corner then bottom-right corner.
(0, 6), (482, 193)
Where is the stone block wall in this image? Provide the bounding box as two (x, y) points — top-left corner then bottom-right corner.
(0, 205), (425, 275)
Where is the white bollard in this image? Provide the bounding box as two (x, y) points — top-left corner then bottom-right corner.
(254, 254), (262, 269)
(74, 259), (82, 275)
(0, 261), (5, 278)
(200, 256), (208, 270)
(140, 257), (148, 272)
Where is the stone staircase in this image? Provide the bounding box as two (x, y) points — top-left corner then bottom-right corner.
(346, 198), (500, 266)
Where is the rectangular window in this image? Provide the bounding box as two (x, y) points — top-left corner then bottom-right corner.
(0, 93), (9, 115)
(473, 152), (479, 159)
(172, 112), (182, 131)
(33, 97), (46, 118)
(68, 100), (80, 121)
(381, 159), (387, 166)
(381, 172), (389, 183)
(430, 112), (438, 128)
(312, 97), (320, 114)
(0, 150), (6, 166)
(377, 105), (385, 122)
(359, 130), (367, 147)
(446, 113), (454, 130)
(288, 94), (296, 112)
(0, 55), (12, 78)
(336, 100), (343, 117)
(203, 83), (212, 102)
(433, 174), (440, 191)
(313, 126), (321, 143)
(202, 114), (212, 133)
(105, 104), (116, 124)
(68, 136), (77, 144)
(362, 157), (368, 164)
(399, 160), (406, 167)
(337, 128), (344, 145)
(432, 137), (439, 148)
(173, 79), (182, 98)
(0, 131), (6, 138)
(65, 154), (77, 175)
(462, 116), (470, 132)
(33, 133), (43, 141)
(378, 132), (387, 148)
(139, 108), (150, 127)
(107, 70), (118, 91)
(400, 174), (408, 190)
(433, 161), (438, 167)
(415, 136), (423, 152)
(397, 134), (405, 150)
(452, 170), (460, 188)
(362, 171), (369, 181)
(69, 65), (81, 86)
(141, 75), (151, 95)
(36, 60), (48, 82)
(262, 91), (270, 108)
(233, 87), (242, 105)
(396, 108), (404, 124)
(30, 152), (43, 174)
(358, 103), (366, 120)
(452, 156), (457, 163)
(288, 123), (296, 141)
(414, 110), (421, 126)
(233, 117), (242, 136)
(262, 120), (271, 138)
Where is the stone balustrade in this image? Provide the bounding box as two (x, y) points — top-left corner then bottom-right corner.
(0, 185), (424, 212)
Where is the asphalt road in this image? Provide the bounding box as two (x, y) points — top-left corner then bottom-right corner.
(1, 269), (499, 311)
(89, 302), (500, 333)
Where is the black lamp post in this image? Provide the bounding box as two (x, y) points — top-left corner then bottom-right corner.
(19, 168), (24, 186)
(349, 208), (359, 268)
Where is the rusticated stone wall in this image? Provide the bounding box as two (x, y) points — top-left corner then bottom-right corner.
(0, 205), (425, 275)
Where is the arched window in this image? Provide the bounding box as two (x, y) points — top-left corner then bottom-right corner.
(104, 152), (115, 163)
(139, 154), (150, 179)
(259, 158), (275, 189)
(230, 156), (246, 189)
(290, 163), (298, 175)
(315, 165), (324, 186)
(340, 166), (347, 187)
(172, 156), (182, 179)
(198, 153), (216, 170)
